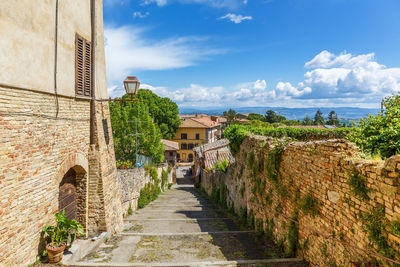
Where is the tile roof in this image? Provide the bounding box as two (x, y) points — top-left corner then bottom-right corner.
(180, 118), (209, 128)
(161, 139), (179, 151)
(193, 139), (230, 158)
(191, 116), (220, 128)
(204, 150), (235, 169)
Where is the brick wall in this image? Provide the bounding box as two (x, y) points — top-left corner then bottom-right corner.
(200, 135), (400, 266)
(0, 87), (124, 265)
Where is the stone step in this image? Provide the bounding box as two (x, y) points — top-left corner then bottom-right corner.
(67, 258), (306, 266)
(122, 218), (241, 234)
(124, 218), (231, 222)
(121, 231), (251, 236)
(78, 232), (293, 265)
(126, 210), (223, 220)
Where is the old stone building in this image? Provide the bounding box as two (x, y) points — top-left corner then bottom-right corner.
(0, 0), (124, 265)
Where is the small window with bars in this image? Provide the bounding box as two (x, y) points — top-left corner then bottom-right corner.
(75, 34), (91, 97)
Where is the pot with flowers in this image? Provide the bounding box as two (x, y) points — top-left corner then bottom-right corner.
(41, 211), (84, 263)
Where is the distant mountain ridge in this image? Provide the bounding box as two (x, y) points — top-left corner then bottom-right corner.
(179, 107), (380, 120)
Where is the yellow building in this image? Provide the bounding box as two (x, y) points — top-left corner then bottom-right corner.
(172, 117), (220, 162)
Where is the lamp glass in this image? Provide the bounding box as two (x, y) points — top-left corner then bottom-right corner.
(124, 77), (140, 95)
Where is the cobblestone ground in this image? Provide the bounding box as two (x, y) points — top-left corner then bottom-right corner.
(69, 166), (306, 266)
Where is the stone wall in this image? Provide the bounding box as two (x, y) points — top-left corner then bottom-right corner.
(0, 87), (124, 265)
(118, 164), (173, 213)
(200, 135), (400, 266)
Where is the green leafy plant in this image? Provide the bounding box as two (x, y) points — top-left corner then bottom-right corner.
(300, 190), (320, 217)
(116, 160), (133, 169)
(127, 202), (133, 215)
(348, 93), (400, 158)
(347, 169), (370, 201)
(138, 182), (161, 208)
(41, 211), (84, 249)
(214, 159), (229, 173)
(362, 205), (393, 257)
(161, 169), (168, 189)
(287, 210), (299, 257)
(391, 220), (400, 236)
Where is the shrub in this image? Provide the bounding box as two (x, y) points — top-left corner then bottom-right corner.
(224, 124), (249, 154)
(214, 159), (229, 173)
(161, 169), (168, 189)
(224, 124), (356, 155)
(138, 182), (161, 209)
(348, 93), (400, 158)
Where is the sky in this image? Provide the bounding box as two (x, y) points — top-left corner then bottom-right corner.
(103, 0), (400, 108)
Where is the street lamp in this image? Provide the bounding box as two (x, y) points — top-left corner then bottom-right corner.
(101, 76), (140, 102)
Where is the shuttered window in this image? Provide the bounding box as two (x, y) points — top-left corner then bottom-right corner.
(75, 34), (91, 97)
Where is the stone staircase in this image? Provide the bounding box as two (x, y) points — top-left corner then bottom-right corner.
(64, 175), (306, 266)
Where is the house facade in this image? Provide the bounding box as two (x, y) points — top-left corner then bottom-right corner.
(0, 0), (124, 264)
(161, 139), (179, 165)
(172, 117), (220, 162)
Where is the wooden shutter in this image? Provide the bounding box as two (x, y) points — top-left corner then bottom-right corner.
(75, 34), (91, 97)
(75, 35), (84, 96)
(84, 41), (91, 96)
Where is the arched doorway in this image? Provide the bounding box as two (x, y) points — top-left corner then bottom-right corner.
(58, 165), (87, 228)
(59, 168), (77, 219)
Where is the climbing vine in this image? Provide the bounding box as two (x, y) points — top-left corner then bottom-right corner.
(347, 169), (371, 201)
(300, 190), (320, 217)
(287, 210), (299, 257)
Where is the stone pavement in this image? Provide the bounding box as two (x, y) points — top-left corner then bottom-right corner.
(66, 166), (306, 266)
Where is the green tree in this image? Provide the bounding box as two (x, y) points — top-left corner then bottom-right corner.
(223, 109), (237, 123)
(285, 120), (301, 126)
(247, 113), (265, 121)
(349, 93), (400, 158)
(327, 111), (340, 126)
(314, 109), (324, 125)
(110, 100), (164, 164)
(303, 115), (313, 125)
(135, 89), (180, 139)
(265, 110), (286, 123)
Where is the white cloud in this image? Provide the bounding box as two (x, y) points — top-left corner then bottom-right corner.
(277, 50), (400, 104)
(243, 0), (248, 4)
(108, 50), (400, 108)
(133, 11), (150, 18)
(219, 13), (253, 24)
(141, 0), (243, 8)
(141, 0), (167, 6)
(104, 25), (224, 91)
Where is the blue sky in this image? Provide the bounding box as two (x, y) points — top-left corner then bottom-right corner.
(104, 0), (400, 108)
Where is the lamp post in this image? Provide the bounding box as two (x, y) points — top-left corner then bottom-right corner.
(101, 76), (140, 102)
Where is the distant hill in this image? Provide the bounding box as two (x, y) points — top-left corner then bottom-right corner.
(179, 107), (379, 120)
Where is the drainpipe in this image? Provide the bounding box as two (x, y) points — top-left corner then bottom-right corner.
(90, 0), (96, 145)
(54, 0), (59, 118)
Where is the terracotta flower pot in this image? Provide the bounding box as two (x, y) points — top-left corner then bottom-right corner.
(46, 242), (66, 263)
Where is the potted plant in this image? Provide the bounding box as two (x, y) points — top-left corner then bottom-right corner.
(41, 211), (84, 263)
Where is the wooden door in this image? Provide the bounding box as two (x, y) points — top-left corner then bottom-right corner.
(59, 168), (77, 220)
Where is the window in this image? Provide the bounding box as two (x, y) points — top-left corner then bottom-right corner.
(181, 143), (187, 150)
(188, 143), (194, 150)
(75, 34), (91, 97)
(177, 153), (180, 161)
(181, 133), (187, 139)
(102, 119), (109, 145)
(196, 133), (200, 140)
(169, 152), (173, 156)
(188, 154), (194, 162)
